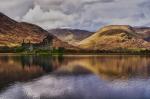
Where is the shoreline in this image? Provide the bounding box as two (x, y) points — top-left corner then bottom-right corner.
(0, 53), (150, 56)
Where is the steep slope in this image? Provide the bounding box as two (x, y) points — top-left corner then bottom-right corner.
(134, 27), (150, 41)
(48, 29), (93, 44)
(0, 12), (47, 47)
(78, 25), (150, 50)
(0, 12), (77, 50)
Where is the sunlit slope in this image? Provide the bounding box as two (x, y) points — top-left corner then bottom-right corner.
(0, 12), (48, 47)
(0, 12), (77, 49)
(78, 25), (150, 50)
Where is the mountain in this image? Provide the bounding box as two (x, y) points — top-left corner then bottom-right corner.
(0, 12), (76, 50)
(1, 12), (150, 52)
(48, 29), (93, 44)
(78, 25), (150, 50)
(0, 12), (47, 47)
(133, 27), (150, 41)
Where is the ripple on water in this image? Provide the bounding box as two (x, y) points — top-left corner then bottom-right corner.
(0, 75), (150, 99)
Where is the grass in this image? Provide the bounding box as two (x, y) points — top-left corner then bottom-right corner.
(0, 46), (150, 56)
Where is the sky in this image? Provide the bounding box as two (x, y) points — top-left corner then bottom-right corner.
(0, 0), (150, 31)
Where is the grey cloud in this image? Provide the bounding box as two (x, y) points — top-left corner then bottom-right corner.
(82, 0), (115, 5)
(1, 0), (150, 31)
(0, 0), (33, 19)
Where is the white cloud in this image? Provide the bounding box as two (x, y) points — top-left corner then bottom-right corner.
(0, 0), (150, 31)
(22, 5), (77, 29)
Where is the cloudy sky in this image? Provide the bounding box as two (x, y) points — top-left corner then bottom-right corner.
(0, 0), (150, 31)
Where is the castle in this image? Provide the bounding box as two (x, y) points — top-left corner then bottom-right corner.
(21, 35), (53, 51)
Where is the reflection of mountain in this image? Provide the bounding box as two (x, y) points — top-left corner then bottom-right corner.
(0, 55), (67, 90)
(0, 56), (44, 90)
(1, 55), (150, 90)
(56, 56), (150, 80)
(1, 55), (150, 82)
(5, 56), (64, 72)
(20, 56), (66, 72)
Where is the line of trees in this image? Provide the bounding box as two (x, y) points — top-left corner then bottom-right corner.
(0, 46), (150, 54)
(0, 46), (65, 54)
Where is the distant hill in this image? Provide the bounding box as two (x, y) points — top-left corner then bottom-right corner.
(48, 29), (93, 44)
(1, 12), (150, 52)
(133, 27), (150, 41)
(0, 12), (77, 50)
(78, 25), (150, 50)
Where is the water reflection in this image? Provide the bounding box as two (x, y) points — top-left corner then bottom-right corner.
(1, 55), (150, 99)
(59, 55), (150, 80)
(0, 55), (64, 90)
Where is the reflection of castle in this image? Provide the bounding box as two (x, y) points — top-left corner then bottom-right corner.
(22, 35), (53, 51)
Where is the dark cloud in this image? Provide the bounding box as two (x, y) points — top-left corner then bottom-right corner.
(83, 0), (115, 5)
(100, 0), (115, 3)
(0, 0), (150, 31)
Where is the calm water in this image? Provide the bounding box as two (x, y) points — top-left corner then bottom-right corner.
(0, 55), (150, 99)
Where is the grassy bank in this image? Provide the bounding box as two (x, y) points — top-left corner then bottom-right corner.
(0, 47), (150, 56)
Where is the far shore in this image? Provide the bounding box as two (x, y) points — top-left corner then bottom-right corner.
(0, 52), (150, 56)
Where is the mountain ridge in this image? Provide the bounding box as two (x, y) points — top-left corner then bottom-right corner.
(1, 12), (150, 52)
(0, 12), (77, 50)
(48, 28), (93, 44)
(78, 25), (150, 50)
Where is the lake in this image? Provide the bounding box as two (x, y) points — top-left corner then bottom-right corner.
(0, 55), (150, 99)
